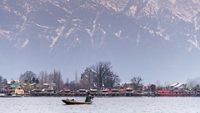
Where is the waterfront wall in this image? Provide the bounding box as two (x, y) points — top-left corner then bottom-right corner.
(29, 91), (199, 97)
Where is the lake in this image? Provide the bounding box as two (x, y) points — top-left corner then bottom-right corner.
(1, 97), (200, 113)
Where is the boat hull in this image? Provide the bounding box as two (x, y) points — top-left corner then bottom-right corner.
(62, 99), (92, 105)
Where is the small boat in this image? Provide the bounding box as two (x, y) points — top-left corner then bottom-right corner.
(62, 99), (92, 105)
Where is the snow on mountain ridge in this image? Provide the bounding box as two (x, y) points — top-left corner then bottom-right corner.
(0, 0), (200, 51)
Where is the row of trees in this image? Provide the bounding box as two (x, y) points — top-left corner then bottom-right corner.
(19, 70), (64, 91)
(1, 61), (143, 91)
(16, 62), (122, 91)
(3, 61), (200, 92)
(80, 62), (120, 90)
(64, 62), (123, 91)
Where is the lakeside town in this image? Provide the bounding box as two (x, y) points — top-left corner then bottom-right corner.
(1, 80), (200, 97)
(1, 62), (200, 97)
(1, 78), (200, 97)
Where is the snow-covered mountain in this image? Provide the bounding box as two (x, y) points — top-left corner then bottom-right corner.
(1, 0), (200, 51)
(1, 0), (200, 82)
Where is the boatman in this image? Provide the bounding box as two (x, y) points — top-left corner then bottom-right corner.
(85, 91), (93, 102)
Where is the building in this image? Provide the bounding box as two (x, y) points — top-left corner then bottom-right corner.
(15, 86), (25, 95)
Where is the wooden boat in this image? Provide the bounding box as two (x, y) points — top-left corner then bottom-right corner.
(62, 99), (92, 105)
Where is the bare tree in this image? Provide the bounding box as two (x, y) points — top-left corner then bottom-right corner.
(49, 70), (63, 91)
(85, 62), (120, 90)
(38, 71), (49, 85)
(2, 78), (7, 85)
(131, 76), (143, 90)
(0, 75), (7, 91)
(104, 74), (120, 88)
(64, 78), (70, 89)
(19, 71), (38, 84)
(81, 67), (96, 89)
(68, 81), (76, 91)
(187, 79), (197, 90)
(0, 75), (2, 84)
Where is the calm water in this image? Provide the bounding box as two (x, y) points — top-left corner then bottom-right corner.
(1, 97), (200, 113)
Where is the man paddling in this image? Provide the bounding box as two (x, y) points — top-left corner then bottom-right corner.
(85, 91), (93, 102)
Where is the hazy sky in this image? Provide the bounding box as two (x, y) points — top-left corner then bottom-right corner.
(1, 0), (200, 84)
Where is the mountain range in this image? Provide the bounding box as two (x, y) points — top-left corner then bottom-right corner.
(1, 0), (200, 83)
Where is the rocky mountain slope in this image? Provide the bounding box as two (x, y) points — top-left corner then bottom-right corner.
(0, 0), (200, 51)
